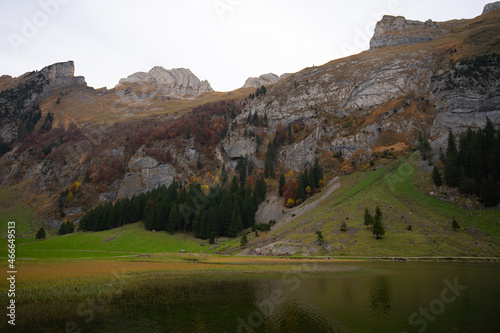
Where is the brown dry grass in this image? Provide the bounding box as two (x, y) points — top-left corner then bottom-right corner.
(16, 255), (356, 282)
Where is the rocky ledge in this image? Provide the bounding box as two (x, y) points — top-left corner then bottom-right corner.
(370, 15), (447, 49)
(116, 67), (213, 100)
(41, 61), (87, 88)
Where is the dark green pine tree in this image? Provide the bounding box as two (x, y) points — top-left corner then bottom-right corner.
(312, 157), (323, 188)
(240, 233), (249, 247)
(228, 211), (243, 237)
(207, 207), (218, 238)
(444, 131), (460, 187)
(67, 221), (75, 234)
(167, 205), (180, 234)
(372, 218), (385, 239)
(432, 165), (443, 186)
(108, 202), (119, 229)
(36, 227), (46, 241)
(279, 173), (286, 197)
(372, 207), (385, 239)
(264, 141), (276, 179)
(489, 132), (500, 185)
(58, 221), (68, 235)
(145, 205), (156, 231)
(253, 176), (267, 204)
(192, 212), (203, 238)
(374, 206), (383, 224)
(364, 208), (374, 229)
(480, 176), (500, 207)
(221, 165), (229, 184)
(230, 175), (239, 194)
(242, 192), (256, 229)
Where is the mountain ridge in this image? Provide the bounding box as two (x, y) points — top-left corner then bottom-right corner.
(0, 2), (499, 238)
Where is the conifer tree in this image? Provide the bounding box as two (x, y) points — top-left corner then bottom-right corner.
(242, 192), (256, 228)
(364, 208), (373, 229)
(36, 227), (46, 241)
(228, 211), (243, 237)
(279, 174), (286, 196)
(444, 131), (460, 187)
(372, 207), (385, 239)
(432, 165), (443, 186)
(296, 174), (306, 202)
(167, 205), (180, 234)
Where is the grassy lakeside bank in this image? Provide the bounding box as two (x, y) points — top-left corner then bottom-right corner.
(0, 222), (227, 259)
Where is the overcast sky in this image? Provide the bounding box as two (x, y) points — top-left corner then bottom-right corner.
(0, 0), (493, 91)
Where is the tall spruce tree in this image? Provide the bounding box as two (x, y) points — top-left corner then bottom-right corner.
(364, 208), (373, 229)
(432, 165), (443, 186)
(444, 131), (460, 187)
(372, 207), (385, 239)
(279, 173), (286, 197)
(36, 227), (46, 241)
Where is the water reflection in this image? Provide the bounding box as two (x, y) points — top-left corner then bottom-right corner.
(369, 276), (392, 316)
(17, 263), (500, 333)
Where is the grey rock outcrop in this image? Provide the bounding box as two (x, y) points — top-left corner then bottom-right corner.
(279, 127), (327, 170)
(430, 56), (500, 144)
(242, 73), (292, 89)
(242, 73), (280, 88)
(257, 241), (300, 256)
(222, 133), (256, 160)
(370, 16), (447, 49)
(117, 154), (176, 199)
(116, 67), (213, 100)
(40, 61), (87, 88)
(483, 1), (500, 14)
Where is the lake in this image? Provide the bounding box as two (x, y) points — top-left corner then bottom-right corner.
(17, 261), (500, 333)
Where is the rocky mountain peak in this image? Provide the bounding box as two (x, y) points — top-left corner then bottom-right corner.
(242, 73), (280, 89)
(483, 1), (500, 14)
(370, 15), (447, 49)
(242, 73), (293, 89)
(116, 66), (213, 100)
(40, 61), (86, 88)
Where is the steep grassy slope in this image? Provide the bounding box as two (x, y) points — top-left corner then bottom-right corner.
(243, 153), (500, 257)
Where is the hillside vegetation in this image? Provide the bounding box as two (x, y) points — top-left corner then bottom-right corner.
(239, 153), (500, 257)
(5, 153), (499, 259)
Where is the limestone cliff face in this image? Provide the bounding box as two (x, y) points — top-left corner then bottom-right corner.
(483, 1), (500, 14)
(430, 55), (500, 150)
(40, 61), (87, 88)
(0, 61), (86, 143)
(369, 15), (448, 49)
(116, 67), (213, 100)
(117, 154), (176, 199)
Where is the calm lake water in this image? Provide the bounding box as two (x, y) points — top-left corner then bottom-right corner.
(22, 262), (500, 333)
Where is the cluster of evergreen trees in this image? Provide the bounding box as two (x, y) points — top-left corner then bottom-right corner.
(18, 104), (42, 140)
(248, 85), (267, 100)
(78, 173), (267, 240)
(246, 111), (268, 127)
(264, 141), (277, 179)
(438, 119), (500, 207)
(58, 220), (75, 235)
(364, 206), (385, 239)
